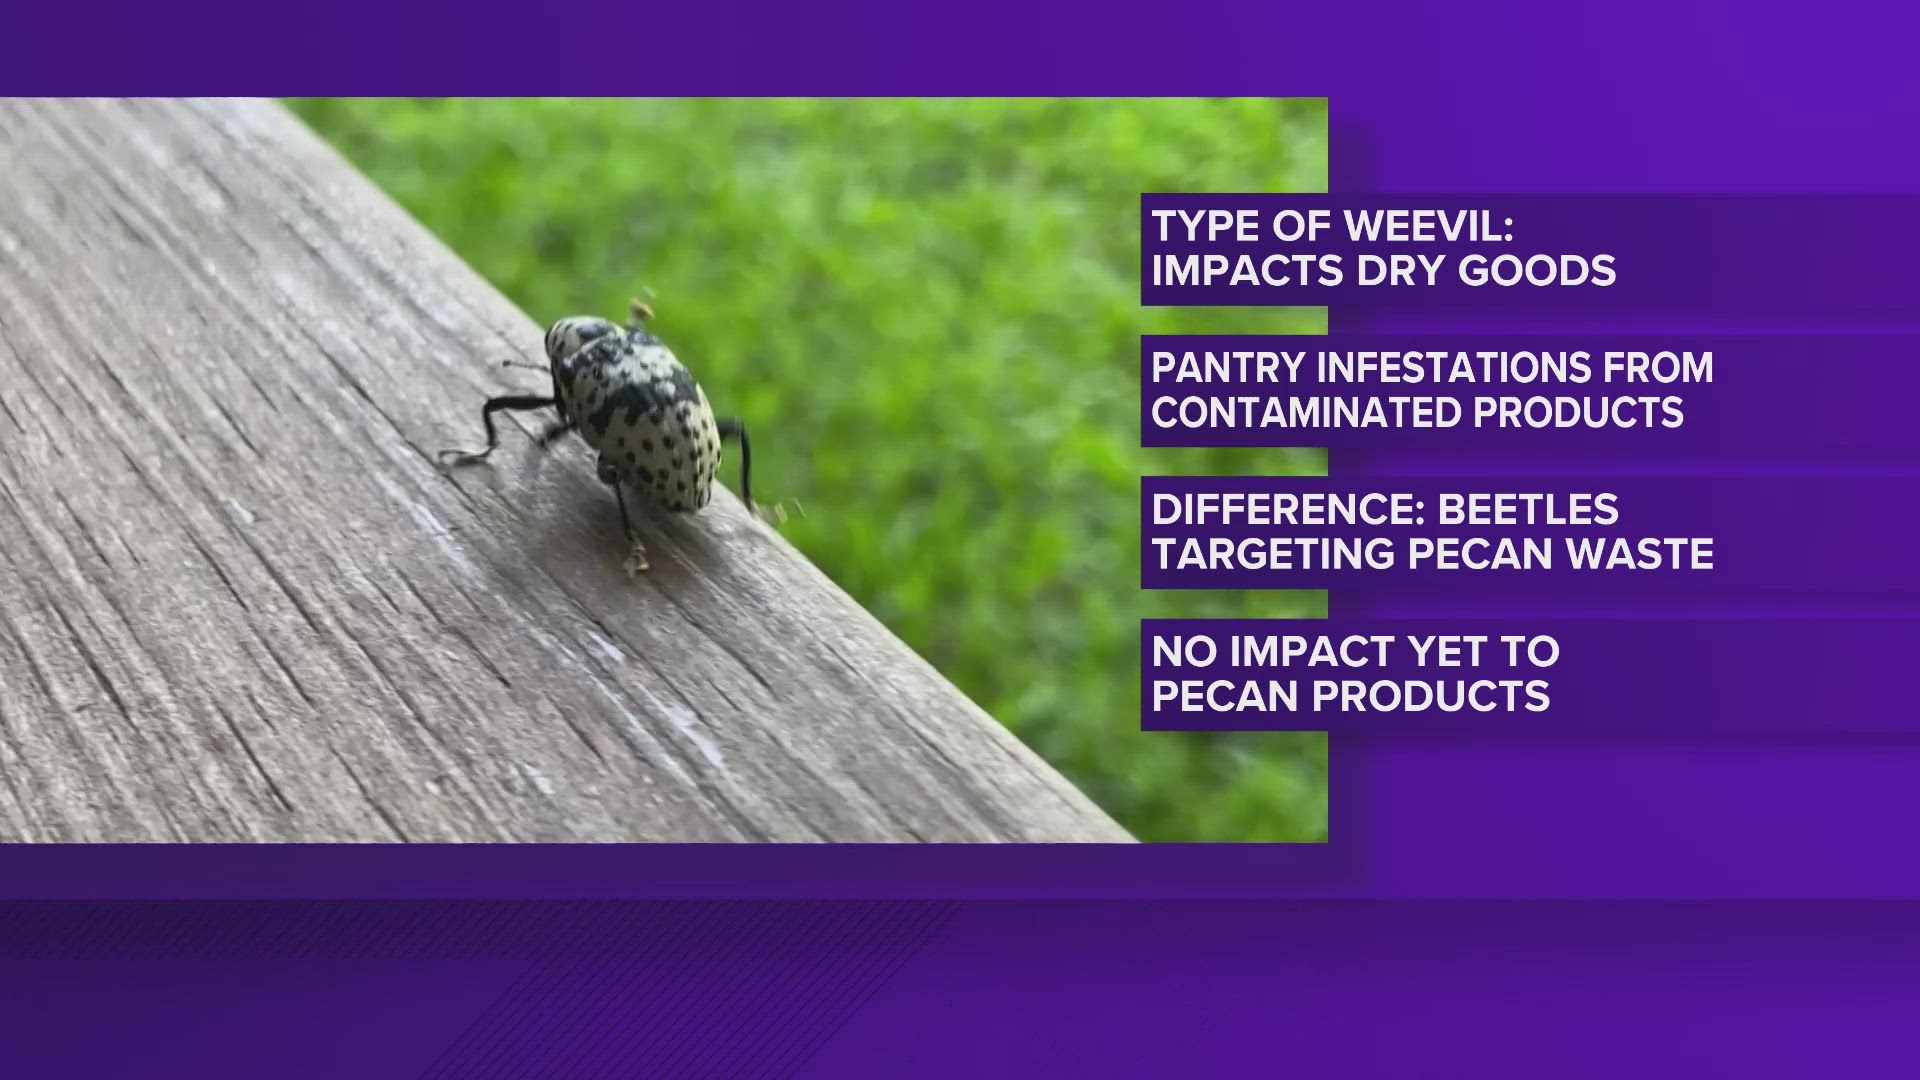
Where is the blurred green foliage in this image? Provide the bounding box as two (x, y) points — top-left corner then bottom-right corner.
(289, 97), (1330, 841)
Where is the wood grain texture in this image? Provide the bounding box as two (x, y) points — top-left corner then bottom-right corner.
(0, 98), (1133, 843)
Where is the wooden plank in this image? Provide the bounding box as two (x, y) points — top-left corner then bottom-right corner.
(0, 98), (1133, 843)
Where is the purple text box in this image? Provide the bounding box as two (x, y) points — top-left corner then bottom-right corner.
(1141, 474), (1920, 595)
(1140, 195), (1920, 316)
(1141, 333), (1920, 453)
(1143, 617), (1920, 733)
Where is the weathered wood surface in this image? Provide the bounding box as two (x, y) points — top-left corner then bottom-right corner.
(0, 98), (1132, 843)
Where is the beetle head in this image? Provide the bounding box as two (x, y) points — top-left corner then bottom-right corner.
(544, 316), (620, 367)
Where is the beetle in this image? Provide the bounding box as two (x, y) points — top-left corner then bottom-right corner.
(439, 299), (751, 575)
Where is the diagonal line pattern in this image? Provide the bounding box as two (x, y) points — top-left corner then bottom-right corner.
(418, 899), (960, 1079)
(0, 897), (959, 1078)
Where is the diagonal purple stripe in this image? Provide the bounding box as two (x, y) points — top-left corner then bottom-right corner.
(419, 899), (548, 1078)
(700, 905), (887, 1076)
(410, 900), (960, 1078)
(583, 901), (859, 1077)
(773, 901), (958, 1079)
(648, 895), (829, 1068)
(429, 901), (750, 1077)
(516, 909), (671, 1078)
(0, 897), (960, 1077)
(672, 902), (888, 1078)
(743, 901), (921, 1078)
(723, 902), (904, 1077)
(733, 901), (958, 1079)
(446, 900), (685, 1078)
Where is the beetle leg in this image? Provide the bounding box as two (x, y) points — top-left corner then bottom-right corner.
(438, 395), (557, 466)
(613, 482), (649, 576)
(600, 456), (648, 576)
(715, 416), (753, 512)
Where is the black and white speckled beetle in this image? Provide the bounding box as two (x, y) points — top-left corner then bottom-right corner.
(439, 299), (751, 575)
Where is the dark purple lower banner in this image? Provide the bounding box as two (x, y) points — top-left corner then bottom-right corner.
(3, 899), (1919, 1077)
(1142, 617), (1920, 733)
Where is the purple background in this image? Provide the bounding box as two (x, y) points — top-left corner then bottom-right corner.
(10, 0), (1920, 1075)
(1143, 617), (1920, 733)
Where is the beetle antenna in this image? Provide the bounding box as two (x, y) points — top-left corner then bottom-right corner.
(498, 358), (549, 373)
